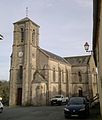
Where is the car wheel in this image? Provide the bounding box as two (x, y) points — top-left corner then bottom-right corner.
(0, 108), (3, 113)
(85, 111), (90, 118)
(66, 99), (68, 104)
(51, 102), (53, 106)
(58, 102), (62, 105)
(64, 115), (68, 119)
(64, 114), (70, 119)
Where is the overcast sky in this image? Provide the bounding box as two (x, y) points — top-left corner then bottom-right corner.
(0, 0), (93, 80)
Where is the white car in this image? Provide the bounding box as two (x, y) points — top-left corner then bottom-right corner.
(0, 101), (3, 113)
(50, 95), (68, 105)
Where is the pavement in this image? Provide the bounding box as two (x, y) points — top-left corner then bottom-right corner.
(0, 103), (101, 120)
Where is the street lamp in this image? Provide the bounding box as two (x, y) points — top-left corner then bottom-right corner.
(0, 34), (3, 40)
(84, 42), (93, 53)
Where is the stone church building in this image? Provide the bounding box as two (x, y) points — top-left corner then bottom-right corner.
(9, 17), (97, 106)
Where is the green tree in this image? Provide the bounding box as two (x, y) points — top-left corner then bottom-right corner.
(0, 80), (9, 105)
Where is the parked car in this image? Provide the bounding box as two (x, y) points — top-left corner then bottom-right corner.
(64, 96), (90, 118)
(0, 101), (3, 113)
(50, 95), (68, 105)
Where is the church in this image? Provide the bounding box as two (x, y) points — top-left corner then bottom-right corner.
(9, 17), (97, 106)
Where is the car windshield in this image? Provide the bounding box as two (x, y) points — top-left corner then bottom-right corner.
(68, 97), (84, 105)
(53, 95), (61, 98)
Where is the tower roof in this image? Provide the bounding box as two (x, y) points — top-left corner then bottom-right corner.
(13, 17), (40, 27)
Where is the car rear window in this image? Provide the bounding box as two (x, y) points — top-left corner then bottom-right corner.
(68, 97), (84, 105)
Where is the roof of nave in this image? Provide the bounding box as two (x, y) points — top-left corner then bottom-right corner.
(64, 55), (91, 66)
(40, 48), (71, 65)
(13, 17), (40, 27)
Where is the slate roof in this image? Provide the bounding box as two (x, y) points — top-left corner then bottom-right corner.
(64, 55), (91, 66)
(14, 17), (40, 27)
(41, 48), (70, 64)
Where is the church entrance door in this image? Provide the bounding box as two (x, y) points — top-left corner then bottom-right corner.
(17, 88), (22, 105)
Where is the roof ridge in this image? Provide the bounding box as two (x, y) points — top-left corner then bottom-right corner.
(40, 48), (71, 65)
(64, 55), (91, 59)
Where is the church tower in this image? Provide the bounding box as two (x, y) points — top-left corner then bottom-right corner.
(9, 17), (40, 106)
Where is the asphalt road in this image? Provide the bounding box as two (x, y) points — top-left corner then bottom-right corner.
(0, 104), (100, 120)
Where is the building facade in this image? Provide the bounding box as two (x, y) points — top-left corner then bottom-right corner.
(93, 0), (102, 117)
(9, 17), (97, 106)
(65, 55), (98, 99)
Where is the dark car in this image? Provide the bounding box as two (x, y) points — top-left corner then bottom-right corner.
(64, 96), (90, 118)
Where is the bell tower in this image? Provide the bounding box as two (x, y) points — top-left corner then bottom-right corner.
(9, 17), (40, 106)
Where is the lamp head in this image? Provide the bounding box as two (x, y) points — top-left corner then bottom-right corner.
(84, 42), (89, 51)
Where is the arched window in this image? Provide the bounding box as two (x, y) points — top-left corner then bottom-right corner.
(43, 65), (48, 79)
(53, 68), (56, 82)
(78, 87), (83, 97)
(66, 69), (69, 96)
(62, 70), (64, 82)
(33, 72), (35, 80)
(78, 71), (82, 82)
(58, 67), (61, 94)
(32, 29), (35, 44)
(66, 69), (68, 82)
(19, 66), (23, 80)
(21, 28), (24, 42)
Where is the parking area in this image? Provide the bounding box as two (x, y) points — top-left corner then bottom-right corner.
(0, 104), (101, 120)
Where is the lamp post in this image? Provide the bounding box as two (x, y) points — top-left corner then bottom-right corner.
(84, 42), (93, 53)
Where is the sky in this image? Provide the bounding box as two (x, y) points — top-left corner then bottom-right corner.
(0, 0), (93, 80)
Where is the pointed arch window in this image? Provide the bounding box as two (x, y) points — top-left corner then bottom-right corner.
(33, 72), (35, 80)
(78, 71), (82, 82)
(58, 67), (61, 94)
(43, 64), (48, 79)
(66, 69), (69, 96)
(58, 67), (61, 82)
(32, 29), (35, 44)
(78, 87), (83, 97)
(62, 70), (64, 82)
(19, 66), (23, 80)
(53, 68), (56, 82)
(21, 28), (24, 42)
(66, 69), (68, 82)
